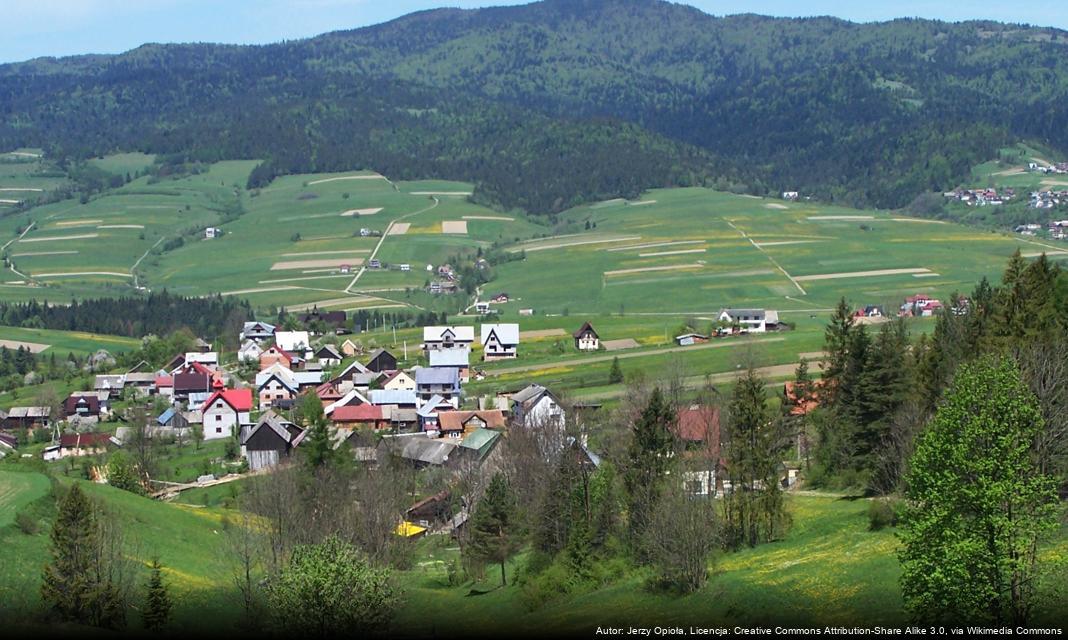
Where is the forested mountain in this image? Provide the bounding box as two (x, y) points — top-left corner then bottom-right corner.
(3, 0), (1068, 212)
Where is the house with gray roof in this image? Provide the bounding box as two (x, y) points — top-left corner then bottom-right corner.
(480, 323), (520, 360)
(415, 368), (460, 408)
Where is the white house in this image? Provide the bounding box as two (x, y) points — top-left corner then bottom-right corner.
(184, 351), (219, 367)
(382, 370), (416, 391)
(238, 340), (264, 363)
(422, 326), (475, 352)
(480, 323), (519, 360)
(510, 384), (565, 428)
(205, 227), (222, 239)
(201, 386), (253, 440)
(573, 322), (600, 351)
(717, 309), (776, 333)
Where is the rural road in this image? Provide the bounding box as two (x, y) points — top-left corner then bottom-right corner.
(344, 196), (439, 293)
(485, 336), (787, 377)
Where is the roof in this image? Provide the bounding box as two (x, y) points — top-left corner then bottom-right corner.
(202, 388), (253, 413)
(460, 428), (501, 455)
(369, 389), (418, 406)
(7, 406), (50, 418)
(335, 360), (370, 379)
(415, 367), (460, 386)
(274, 331), (311, 352)
(332, 404), (385, 422)
(367, 348), (394, 363)
(391, 436), (458, 465)
(422, 326), (475, 342)
(784, 380), (824, 416)
(59, 432), (114, 448)
(480, 323), (519, 345)
(417, 394), (446, 418)
(573, 321), (599, 339)
(242, 321), (275, 333)
(719, 309), (767, 320)
(676, 405), (720, 443)
(511, 383), (551, 405)
(315, 344), (343, 359)
(323, 389), (371, 415)
(241, 411), (300, 446)
(155, 375), (173, 387)
(156, 407), (176, 426)
(124, 372), (157, 384)
(437, 410), (506, 432)
(429, 348), (470, 368)
(94, 374), (124, 390)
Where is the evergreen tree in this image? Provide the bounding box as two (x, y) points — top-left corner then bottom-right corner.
(41, 484), (126, 629)
(142, 558), (172, 631)
(623, 387), (676, 551)
(723, 368), (788, 548)
(822, 297), (855, 401)
(608, 356), (624, 384)
(466, 473), (520, 586)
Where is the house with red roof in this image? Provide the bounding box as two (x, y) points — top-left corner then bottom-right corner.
(44, 432), (119, 461)
(331, 404), (389, 430)
(259, 345), (294, 370)
(201, 380), (253, 440)
(675, 404), (724, 497)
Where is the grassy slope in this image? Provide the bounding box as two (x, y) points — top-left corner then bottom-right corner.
(0, 468), (238, 632)
(0, 326), (140, 357)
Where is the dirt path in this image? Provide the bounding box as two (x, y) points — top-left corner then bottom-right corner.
(1, 221), (34, 252)
(485, 336), (785, 377)
(131, 236), (165, 289)
(726, 220), (807, 295)
(794, 268), (931, 282)
(344, 197), (439, 292)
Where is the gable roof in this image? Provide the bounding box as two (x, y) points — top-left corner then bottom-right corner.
(315, 344), (343, 360)
(429, 348), (470, 368)
(417, 394), (447, 418)
(334, 360), (370, 380)
(241, 410), (300, 446)
(422, 326), (475, 343)
(242, 321), (276, 334)
(323, 389), (371, 415)
(511, 383), (555, 406)
(480, 323), (519, 345)
(202, 387), (253, 413)
(331, 404), (384, 422)
(437, 410), (507, 432)
(59, 432), (115, 448)
(415, 367), (460, 386)
(719, 309), (767, 320)
(156, 407), (176, 426)
(573, 321), (599, 339)
(369, 389), (418, 406)
(675, 405), (720, 443)
(459, 427), (501, 456)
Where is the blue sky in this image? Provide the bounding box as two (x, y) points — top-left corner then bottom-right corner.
(3, 0), (1067, 63)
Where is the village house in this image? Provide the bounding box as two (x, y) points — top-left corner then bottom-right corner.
(314, 344), (343, 366)
(63, 394), (103, 423)
(45, 432), (119, 461)
(415, 368), (461, 409)
(428, 348), (471, 384)
(366, 348), (398, 372)
(238, 339), (264, 363)
(240, 321), (276, 342)
(256, 365), (322, 408)
(93, 374), (125, 398)
(184, 351), (219, 368)
(240, 411), (304, 471)
(122, 372), (158, 397)
(899, 294), (944, 317)
(422, 326), (475, 352)
(381, 370), (416, 391)
(573, 321), (600, 351)
(331, 404), (390, 431)
(436, 410), (506, 439)
(259, 345), (294, 370)
(480, 323), (519, 360)
(675, 405), (724, 497)
(854, 305), (884, 319)
(509, 384), (565, 428)
(201, 382), (253, 440)
(718, 308), (776, 333)
(339, 339), (360, 357)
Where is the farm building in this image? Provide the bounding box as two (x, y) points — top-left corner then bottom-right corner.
(674, 333), (709, 346)
(366, 348), (397, 372)
(717, 309), (776, 333)
(240, 411), (304, 471)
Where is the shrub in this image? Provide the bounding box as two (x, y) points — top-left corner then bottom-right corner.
(15, 510), (38, 535)
(867, 498), (900, 531)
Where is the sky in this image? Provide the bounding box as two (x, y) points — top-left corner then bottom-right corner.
(2, 0), (1067, 64)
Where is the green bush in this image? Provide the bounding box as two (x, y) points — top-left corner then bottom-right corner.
(15, 510), (38, 535)
(867, 498), (900, 531)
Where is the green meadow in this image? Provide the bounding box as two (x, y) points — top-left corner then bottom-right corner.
(5, 468), (1062, 634)
(0, 326), (140, 357)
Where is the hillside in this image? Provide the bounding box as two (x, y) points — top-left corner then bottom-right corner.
(3, 0), (1068, 213)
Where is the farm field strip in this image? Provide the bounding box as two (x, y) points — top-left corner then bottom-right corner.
(259, 274), (352, 284)
(603, 263), (703, 277)
(33, 271), (132, 278)
(794, 268), (933, 282)
(388, 223), (410, 235)
(270, 258), (365, 271)
(409, 191), (472, 196)
(0, 339), (50, 352)
(512, 235), (642, 253)
(441, 220), (468, 234)
(339, 208), (383, 217)
(725, 220), (807, 295)
(637, 248), (706, 257)
(280, 250), (370, 257)
(807, 215), (875, 220)
(462, 215), (514, 221)
(10, 250), (78, 257)
(606, 240), (704, 252)
(18, 233), (98, 243)
(307, 174), (387, 185)
(754, 240), (824, 247)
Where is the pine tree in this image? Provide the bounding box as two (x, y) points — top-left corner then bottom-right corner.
(608, 356), (624, 384)
(466, 473), (520, 586)
(41, 484), (126, 629)
(142, 558), (171, 631)
(624, 387), (676, 551)
(822, 297), (855, 401)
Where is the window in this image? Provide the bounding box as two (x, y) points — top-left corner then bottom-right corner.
(215, 415), (222, 422)
(216, 427), (222, 434)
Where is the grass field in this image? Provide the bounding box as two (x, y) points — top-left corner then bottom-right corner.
(0, 326), (140, 357)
